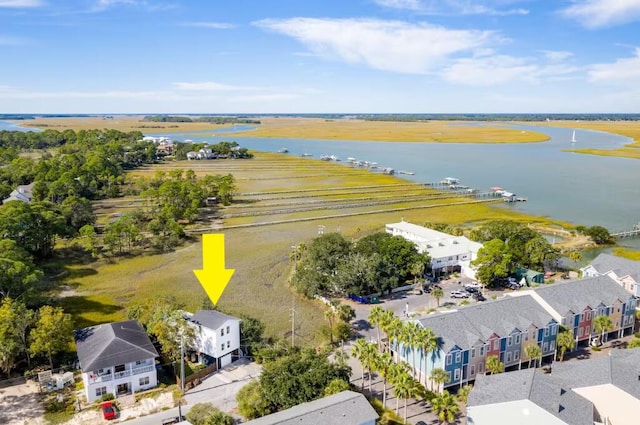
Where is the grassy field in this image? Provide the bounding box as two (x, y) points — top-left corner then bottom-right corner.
(229, 117), (550, 143)
(532, 120), (640, 160)
(13, 115), (230, 134)
(17, 116), (550, 143)
(59, 152), (573, 345)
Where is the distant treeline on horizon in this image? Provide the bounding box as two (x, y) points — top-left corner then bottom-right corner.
(2, 113), (640, 122)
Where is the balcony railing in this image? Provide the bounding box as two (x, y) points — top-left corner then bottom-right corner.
(89, 364), (154, 383)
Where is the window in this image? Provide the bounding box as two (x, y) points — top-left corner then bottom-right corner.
(220, 329), (224, 336)
(514, 351), (519, 360)
(96, 387), (107, 397)
(446, 354), (452, 365)
(135, 360), (146, 366)
(455, 352), (461, 363)
(478, 363), (484, 373)
(454, 369), (460, 380)
(226, 326), (230, 334)
(506, 352), (512, 363)
(493, 340), (499, 350)
(227, 341), (231, 348)
(515, 334), (521, 345)
(578, 327), (584, 337)
(471, 348), (476, 358)
(550, 341), (556, 351)
(551, 325), (557, 335)
(524, 333), (529, 342)
(470, 365), (476, 376)
(221, 344), (225, 351)
(115, 364), (125, 373)
(543, 342), (549, 352)
(586, 326), (591, 335)
(544, 328), (549, 337)
(139, 377), (149, 386)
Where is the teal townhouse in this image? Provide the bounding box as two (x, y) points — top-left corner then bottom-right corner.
(393, 276), (636, 391)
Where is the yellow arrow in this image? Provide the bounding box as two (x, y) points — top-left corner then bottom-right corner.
(193, 234), (235, 306)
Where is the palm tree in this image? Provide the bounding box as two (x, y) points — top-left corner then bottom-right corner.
(393, 374), (422, 424)
(410, 261), (425, 286)
(569, 250), (582, 269)
(557, 326), (575, 362)
(351, 338), (369, 391)
(431, 286), (444, 307)
(358, 341), (379, 393)
(384, 317), (404, 361)
(374, 351), (394, 409)
(485, 355), (504, 375)
(388, 361), (411, 415)
(525, 344), (542, 369)
(457, 384), (473, 404)
(431, 390), (460, 425)
(369, 306), (392, 352)
(417, 327), (437, 387)
(430, 367), (451, 392)
(593, 315), (614, 346)
(404, 321), (422, 379)
(324, 308), (336, 345)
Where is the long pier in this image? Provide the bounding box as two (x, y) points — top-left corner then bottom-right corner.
(611, 223), (640, 239)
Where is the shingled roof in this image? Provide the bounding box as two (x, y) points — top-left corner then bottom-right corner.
(74, 320), (158, 372)
(589, 253), (640, 282)
(243, 391), (378, 425)
(416, 295), (556, 352)
(530, 275), (633, 316)
(186, 310), (239, 330)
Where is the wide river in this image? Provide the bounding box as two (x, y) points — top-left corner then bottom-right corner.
(2, 120), (639, 234)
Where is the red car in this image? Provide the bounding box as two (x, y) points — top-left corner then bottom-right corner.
(101, 401), (117, 420)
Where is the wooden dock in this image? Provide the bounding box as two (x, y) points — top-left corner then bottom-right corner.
(611, 223), (640, 239)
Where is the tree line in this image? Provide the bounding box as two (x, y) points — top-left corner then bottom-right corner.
(142, 115), (261, 124)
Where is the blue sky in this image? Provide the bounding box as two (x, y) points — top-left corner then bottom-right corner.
(1, 0), (640, 113)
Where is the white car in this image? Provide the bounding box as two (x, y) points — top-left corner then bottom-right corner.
(464, 282), (482, 289)
(450, 290), (471, 299)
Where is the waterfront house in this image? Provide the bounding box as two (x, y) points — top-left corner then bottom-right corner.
(184, 310), (241, 369)
(385, 221), (483, 279)
(197, 147), (215, 159)
(581, 253), (640, 297)
(467, 348), (640, 425)
(74, 320), (158, 403)
(243, 390), (379, 425)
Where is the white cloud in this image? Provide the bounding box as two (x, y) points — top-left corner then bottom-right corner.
(560, 0), (640, 28)
(181, 22), (235, 29)
(91, 0), (174, 12)
(441, 52), (579, 86)
(541, 50), (574, 62)
(588, 48), (640, 83)
(254, 18), (496, 74)
(373, 0), (529, 16)
(0, 0), (43, 6)
(172, 82), (266, 91)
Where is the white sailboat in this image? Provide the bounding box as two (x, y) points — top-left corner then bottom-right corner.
(571, 130), (577, 144)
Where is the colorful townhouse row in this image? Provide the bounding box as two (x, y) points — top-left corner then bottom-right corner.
(393, 275), (636, 390)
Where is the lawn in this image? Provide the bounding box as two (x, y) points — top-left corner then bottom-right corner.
(59, 152), (572, 345)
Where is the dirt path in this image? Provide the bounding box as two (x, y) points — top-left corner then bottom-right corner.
(0, 380), (45, 425)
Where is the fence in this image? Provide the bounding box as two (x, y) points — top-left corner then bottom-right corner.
(176, 363), (217, 391)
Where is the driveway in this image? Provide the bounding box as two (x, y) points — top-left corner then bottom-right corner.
(0, 379), (45, 425)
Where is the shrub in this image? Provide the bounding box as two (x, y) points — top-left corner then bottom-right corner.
(591, 346), (601, 352)
(100, 393), (115, 402)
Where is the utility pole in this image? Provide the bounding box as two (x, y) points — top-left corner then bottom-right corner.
(291, 303), (296, 348)
(178, 335), (185, 421)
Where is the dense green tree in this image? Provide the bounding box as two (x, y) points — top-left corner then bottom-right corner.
(0, 201), (66, 258)
(355, 232), (428, 283)
(472, 239), (515, 286)
(323, 378), (350, 396)
(242, 348), (350, 417)
(584, 226), (614, 245)
(0, 298), (35, 376)
(0, 239), (43, 301)
(29, 305), (73, 369)
(239, 315), (266, 357)
(236, 380), (271, 419)
(60, 196), (95, 235)
(627, 338), (640, 349)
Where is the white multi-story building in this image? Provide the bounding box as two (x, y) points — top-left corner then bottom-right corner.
(185, 310), (241, 369)
(74, 320), (158, 403)
(385, 221), (483, 278)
